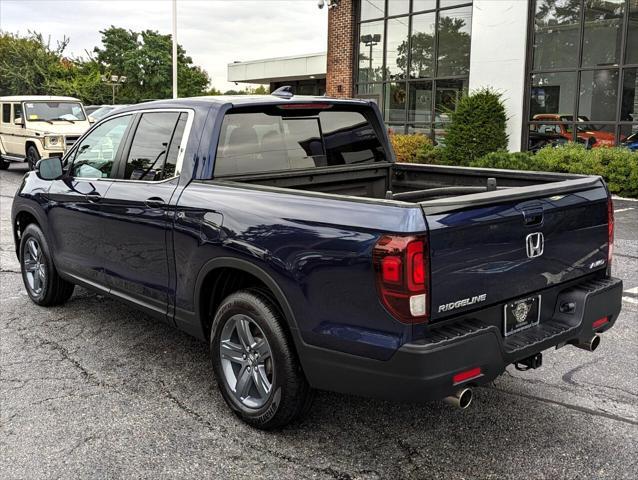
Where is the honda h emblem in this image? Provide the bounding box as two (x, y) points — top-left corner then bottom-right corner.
(526, 232), (544, 258)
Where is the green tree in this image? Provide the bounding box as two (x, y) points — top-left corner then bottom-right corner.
(443, 88), (508, 166)
(93, 26), (210, 102)
(0, 32), (67, 95)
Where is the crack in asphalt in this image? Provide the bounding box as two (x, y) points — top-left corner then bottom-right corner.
(18, 332), (114, 389)
(159, 381), (375, 480)
(490, 386), (638, 426)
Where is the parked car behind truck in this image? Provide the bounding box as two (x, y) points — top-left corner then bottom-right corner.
(12, 94), (622, 429)
(0, 96), (91, 170)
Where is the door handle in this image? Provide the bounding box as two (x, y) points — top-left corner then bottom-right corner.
(85, 191), (102, 203)
(145, 197), (166, 208)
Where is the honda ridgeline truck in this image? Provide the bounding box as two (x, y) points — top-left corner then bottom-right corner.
(12, 93), (623, 429)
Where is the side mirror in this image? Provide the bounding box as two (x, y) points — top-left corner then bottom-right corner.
(88, 116), (96, 124)
(35, 156), (64, 180)
(14, 117), (24, 126)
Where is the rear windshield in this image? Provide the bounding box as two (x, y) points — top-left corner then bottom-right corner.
(214, 107), (386, 176)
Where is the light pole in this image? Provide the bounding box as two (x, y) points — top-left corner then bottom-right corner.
(101, 75), (127, 105)
(172, 0), (178, 99)
(360, 34), (381, 82)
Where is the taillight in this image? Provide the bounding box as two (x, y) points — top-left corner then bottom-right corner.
(607, 196), (614, 265)
(373, 235), (429, 323)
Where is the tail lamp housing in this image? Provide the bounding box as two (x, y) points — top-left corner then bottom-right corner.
(373, 235), (429, 324)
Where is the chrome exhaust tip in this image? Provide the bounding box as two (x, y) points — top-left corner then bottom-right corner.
(444, 387), (473, 409)
(572, 335), (601, 352)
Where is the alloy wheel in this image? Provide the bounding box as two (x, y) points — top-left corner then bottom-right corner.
(23, 237), (46, 295)
(219, 314), (274, 409)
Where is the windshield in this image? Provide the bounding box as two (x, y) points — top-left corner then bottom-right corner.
(90, 106), (116, 120)
(24, 102), (86, 122)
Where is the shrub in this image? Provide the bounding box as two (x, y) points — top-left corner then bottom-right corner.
(389, 133), (432, 163)
(443, 88), (508, 166)
(415, 143), (445, 164)
(470, 151), (534, 171)
(470, 144), (638, 198)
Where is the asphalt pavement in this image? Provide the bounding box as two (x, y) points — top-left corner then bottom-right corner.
(1, 163), (637, 480)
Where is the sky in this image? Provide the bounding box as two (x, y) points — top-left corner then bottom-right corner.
(0, 0), (328, 91)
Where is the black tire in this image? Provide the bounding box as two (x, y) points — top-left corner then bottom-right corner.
(210, 289), (313, 430)
(0, 157), (9, 170)
(26, 146), (40, 171)
(19, 223), (74, 306)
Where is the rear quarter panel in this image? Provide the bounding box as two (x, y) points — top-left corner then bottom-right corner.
(173, 182), (426, 360)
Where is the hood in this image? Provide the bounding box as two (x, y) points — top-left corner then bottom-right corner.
(25, 121), (91, 136)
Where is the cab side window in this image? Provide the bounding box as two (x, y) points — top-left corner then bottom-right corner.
(122, 112), (186, 181)
(1, 104), (10, 123)
(71, 115), (132, 178)
(13, 104), (23, 122)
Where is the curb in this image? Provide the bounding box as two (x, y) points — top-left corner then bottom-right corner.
(612, 196), (638, 202)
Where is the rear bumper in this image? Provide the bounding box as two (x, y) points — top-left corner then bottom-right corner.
(300, 277), (623, 402)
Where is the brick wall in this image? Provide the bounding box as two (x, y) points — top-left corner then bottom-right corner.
(326, 0), (356, 98)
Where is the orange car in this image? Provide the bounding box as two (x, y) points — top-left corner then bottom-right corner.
(532, 114), (617, 147)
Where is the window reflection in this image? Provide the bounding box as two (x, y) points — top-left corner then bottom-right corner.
(578, 69), (619, 122)
(582, 0), (624, 67)
(627, 1), (638, 65)
(358, 21), (384, 83)
(387, 16), (410, 80)
(385, 82), (407, 123)
(530, 72), (577, 119)
(360, 0), (385, 21)
(410, 12), (436, 78)
(622, 68), (638, 122)
(408, 81), (433, 123)
(437, 6), (472, 77)
(533, 0), (581, 70)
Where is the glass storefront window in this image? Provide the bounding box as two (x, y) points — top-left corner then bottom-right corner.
(529, 72), (577, 119)
(582, 0), (624, 67)
(385, 82), (407, 124)
(357, 83), (384, 108)
(386, 16), (410, 80)
(578, 69), (619, 122)
(361, 0), (385, 21)
(358, 21), (384, 83)
(437, 6), (472, 77)
(413, 0), (436, 12)
(627, 1), (638, 65)
(388, 0), (410, 17)
(435, 79), (468, 117)
(533, 0), (581, 70)
(408, 81), (433, 123)
(356, 1), (472, 133)
(622, 68), (638, 122)
(410, 12), (436, 78)
(527, 1), (636, 148)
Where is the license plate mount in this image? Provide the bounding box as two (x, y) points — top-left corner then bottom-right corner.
(503, 295), (541, 337)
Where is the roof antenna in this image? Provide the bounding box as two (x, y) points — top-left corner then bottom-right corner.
(271, 86), (294, 99)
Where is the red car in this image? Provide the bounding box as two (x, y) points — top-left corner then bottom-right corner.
(532, 114), (617, 147)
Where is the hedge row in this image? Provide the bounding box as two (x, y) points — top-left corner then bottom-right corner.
(389, 136), (637, 198)
(470, 144), (638, 198)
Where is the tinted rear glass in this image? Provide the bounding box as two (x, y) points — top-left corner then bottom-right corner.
(214, 107), (386, 176)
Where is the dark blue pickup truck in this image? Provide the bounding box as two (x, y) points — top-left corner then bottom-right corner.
(12, 94), (623, 429)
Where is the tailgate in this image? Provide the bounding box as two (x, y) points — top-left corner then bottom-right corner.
(423, 178), (610, 321)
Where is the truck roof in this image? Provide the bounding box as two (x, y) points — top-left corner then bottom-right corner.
(113, 95), (372, 114)
(0, 95), (82, 102)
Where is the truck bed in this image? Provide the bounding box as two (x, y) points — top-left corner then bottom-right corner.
(215, 161), (596, 212)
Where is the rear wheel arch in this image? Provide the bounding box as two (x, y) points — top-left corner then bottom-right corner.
(196, 258), (299, 344)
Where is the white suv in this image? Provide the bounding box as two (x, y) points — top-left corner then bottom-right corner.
(0, 96), (91, 170)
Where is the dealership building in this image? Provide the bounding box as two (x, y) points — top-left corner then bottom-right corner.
(229, 0), (637, 151)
